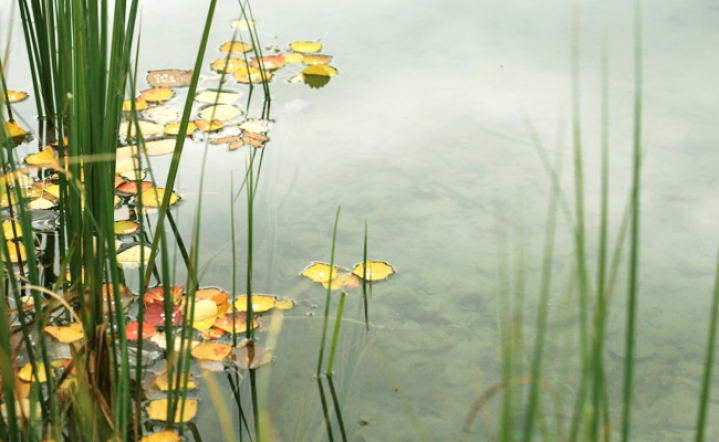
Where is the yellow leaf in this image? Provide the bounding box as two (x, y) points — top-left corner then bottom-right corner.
(194, 119), (224, 132)
(153, 372), (197, 391)
(139, 188), (180, 208)
(352, 260), (396, 282)
(24, 147), (57, 166)
(119, 121), (165, 139)
(193, 299), (219, 322)
(234, 294), (276, 313)
(191, 342), (232, 361)
(19, 362), (53, 383)
(322, 273), (361, 290)
(3, 90), (29, 103)
(300, 262), (338, 283)
(117, 245), (152, 269)
(274, 298), (295, 310)
(250, 55), (287, 71)
(28, 198), (55, 210)
(302, 65), (338, 77)
(220, 41), (253, 54)
(198, 104), (243, 122)
(195, 90), (241, 105)
(302, 54), (333, 65)
(143, 106), (179, 124)
(144, 139), (177, 156)
(138, 87), (175, 102)
(282, 53), (304, 64)
(3, 121), (27, 138)
(146, 398), (198, 423)
(140, 430), (182, 442)
(290, 41), (322, 53)
(164, 122), (197, 136)
(114, 220), (139, 235)
(233, 67), (272, 84)
(210, 57), (247, 74)
(122, 98), (148, 112)
(2, 240), (27, 263)
(214, 312), (258, 333)
(44, 323), (84, 343)
(2, 220), (22, 240)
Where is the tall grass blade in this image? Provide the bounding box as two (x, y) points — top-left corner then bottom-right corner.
(316, 206), (341, 376)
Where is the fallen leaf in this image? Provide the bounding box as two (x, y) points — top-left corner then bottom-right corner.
(125, 321), (157, 340)
(274, 298), (295, 310)
(191, 342), (232, 361)
(153, 372), (197, 391)
(119, 121), (165, 139)
(24, 147), (57, 166)
(116, 181), (153, 196)
(282, 53), (304, 64)
(138, 87), (175, 102)
(116, 244), (152, 269)
(144, 139), (177, 156)
(114, 220), (139, 235)
(210, 57), (248, 74)
(140, 430), (182, 442)
(302, 65), (338, 77)
(164, 122), (197, 136)
(352, 260), (396, 281)
(143, 106), (180, 124)
(138, 188), (180, 208)
(144, 285), (184, 305)
(146, 69), (193, 88)
(238, 119), (272, 133)
(214, 312), (259, 333)
(290, 41), (322, 53)
(1, 240), (27, 263)
(302, 54), (333, 65)
(3, 90), (29, 103)
(195, 89), (241, 105)
(234, 294), (277, 313)
(300, 262), (338, 283)
(220, 41), (253, 54)
(122, 98), (148, 112)
(195, 287), (230, 305)
(145, 303), (184, 327)
(198, 104), (243, 122)
(146, 398), (198, 423)
(44, 323), (84, 343)
(233, 67), (272, 84)
(28, 197), (55, 210)
(3, 121), (27, 138)
(2, 220), (22, 240)
(18, 362), (53, 383)
(228, 343), (272, 369)
(201, 327), (226, 340)
(250, 55), (287, 71)
(322, 273), (361, 291)
(194, 119), (224, 132)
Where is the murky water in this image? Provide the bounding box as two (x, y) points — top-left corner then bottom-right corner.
(3, 0), (719, 440)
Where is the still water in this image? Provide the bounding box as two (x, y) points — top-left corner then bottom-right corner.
(4, 0), (719, 440)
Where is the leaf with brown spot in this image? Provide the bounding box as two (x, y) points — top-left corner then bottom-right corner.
(146, 69), (193, 87)
(191, 342), (232, 361)
(228, 343), (272, 369)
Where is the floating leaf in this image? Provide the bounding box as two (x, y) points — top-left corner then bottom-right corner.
(230, 19), (255, 30)
(300, 262), (338, 283)
(302, 54), (333, 65)
(144, 285), (184, 305)
(353, 260), (396, 281)
(195, 287), (230, 305)
(116, 180), (153, 196)
(19, 362), (53, 383)
(228, 343), (272, 369)
(195, 89), (241, 105)
(28, 197), (55, 210)
(139, 187), (180, 208)
(44, 323), (84, 343)
(3, 90), (29, 103)
(146, 398), (198, 423)
(233, 67), (272, 84)
(201, 327), (226, 340)
(122, 98), (148, 112)
(194, 119), (224, 132)
(210, 136), (245, 151)
(145, 139), (177, 156)
(145, 303), (184, 327)
(138, 87), (175, 102)
(192, 299), (219, 322)
(220, 41), (253, 54)
(198, 104), (243, 122)
(234, 294), (276, 313)
(2, 220), (22, 240)
(143, 106), (179, 124)
(274, 298), (295, 310)
(302, 65), (338, 77)
(114, 220), (139, 235)
(191, 342), (232, 361)
(164, 122), (197, 136)
(125, 321), (157, 340)
(282, 53), (304, 64)
(250, 55), (286, 71)
(153, 372), (197, 391)
(322, 273), (361, 291)
(119, 121), (165, 138)
(238, 119), (272, 133)
(210, 57), (247, 74)
(290, 41), (322, 54)
(140, 430), (182, 442)
(3, 121), (27, 138)
(2, 240), (27, 263)
(146, 69), (193, 87)
(24, 147), (57, 166)
(117, 245), (152, 269)
(214, 312), (259, 333)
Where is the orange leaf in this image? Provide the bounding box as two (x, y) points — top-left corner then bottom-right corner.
(125, 321), (156, 340)
(214, 312), (259, 333)
(191, 342), (232, 361)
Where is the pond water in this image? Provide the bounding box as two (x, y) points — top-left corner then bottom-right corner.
(4, 0), (719, 440)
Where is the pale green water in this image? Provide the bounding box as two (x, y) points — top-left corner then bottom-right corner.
(3, 0), (719, 440)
